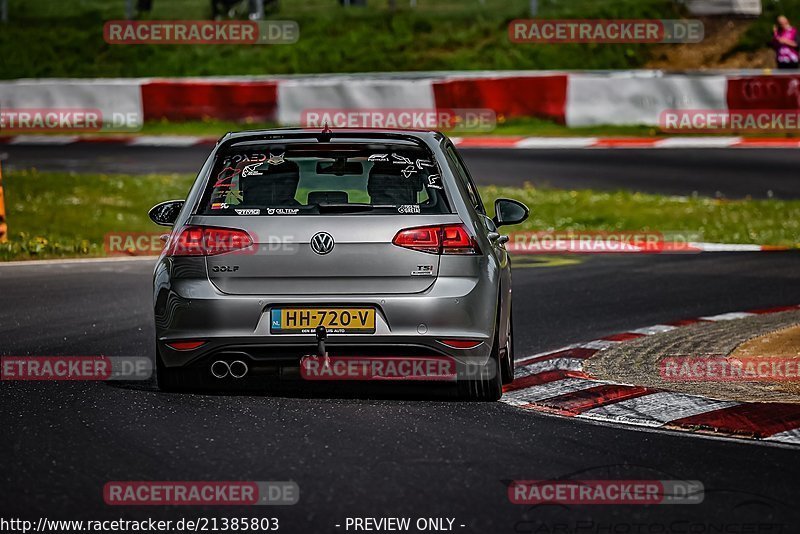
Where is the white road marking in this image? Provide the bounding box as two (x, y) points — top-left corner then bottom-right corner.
(699, 311), (757, 321)
(503, 378), (599, 405)
(629, 325), (678, 335)
(8, 135), (79, 145)
(514, 344), (584, 367)
(515, 358), (586, 377)
(579, 392), (739, 427)
(580, 339), (619, 350)
(128, 136), (204, 147)
(692, 243), (766, 252)
(515, 137), (598, 149)
(655, 137), (740, 148)
(765, 428), (800, 445)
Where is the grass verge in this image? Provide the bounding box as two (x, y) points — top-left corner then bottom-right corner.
(7, 117), (789, 140)
(1, 170), (797, 261)
(1, 0), (683, 78)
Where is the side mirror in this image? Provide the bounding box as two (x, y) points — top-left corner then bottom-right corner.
(493, 198), (529, 227)
(148, 200), (185, 227)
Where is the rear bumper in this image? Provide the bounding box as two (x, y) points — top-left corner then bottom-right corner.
(155, 273), (498, 369)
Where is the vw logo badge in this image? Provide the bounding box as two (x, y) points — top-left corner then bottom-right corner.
(310, 232), (335, 255)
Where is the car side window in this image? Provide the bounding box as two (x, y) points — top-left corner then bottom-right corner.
(445, 143), (485, 215)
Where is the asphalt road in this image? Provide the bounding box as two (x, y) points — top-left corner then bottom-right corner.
(2, 253), (800, 531)
(3, 144), (800, 198)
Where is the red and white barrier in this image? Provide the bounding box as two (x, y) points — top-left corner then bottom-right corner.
(3, 71), (800, 131)
(566, 72), (727, 126)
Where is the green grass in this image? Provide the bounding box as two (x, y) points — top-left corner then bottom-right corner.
(484, 185), (800, 247)
(0, 117), (703, 139)
(0, 170), (194, 260)
(133, 117), (660, 138)
(1, 170), (797, 261)
(0, 0), (684, 78)
(6, 116), (800, 139)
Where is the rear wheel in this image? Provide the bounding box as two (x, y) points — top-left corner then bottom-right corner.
(500, 307), (515, 385)
(155, 345), (202, 392)
(458, 307), (503, 401)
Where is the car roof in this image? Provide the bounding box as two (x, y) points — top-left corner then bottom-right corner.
(222, 127), (445, 144)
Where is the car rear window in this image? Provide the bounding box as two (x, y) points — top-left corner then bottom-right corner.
(199, 142), (451, 216)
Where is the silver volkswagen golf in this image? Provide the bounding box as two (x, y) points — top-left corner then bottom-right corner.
(149, 129), (528, 400)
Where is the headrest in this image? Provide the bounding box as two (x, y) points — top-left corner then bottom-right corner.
(308, 191), (349, 205)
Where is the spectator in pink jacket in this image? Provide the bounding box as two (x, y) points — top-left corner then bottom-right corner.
(773, 15), (799, 69)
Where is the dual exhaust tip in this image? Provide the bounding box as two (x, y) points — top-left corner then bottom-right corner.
(210, 360), (248, 379)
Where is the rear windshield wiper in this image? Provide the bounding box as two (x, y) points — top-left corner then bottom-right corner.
(315, 203), (375, 213)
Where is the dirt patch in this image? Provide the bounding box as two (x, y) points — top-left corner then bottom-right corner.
(585, 310), (800, 404)
(645, 18), (774, 70)
(729, 324), (800, 396)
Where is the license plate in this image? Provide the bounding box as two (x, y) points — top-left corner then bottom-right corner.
(270, 308), (376, 334)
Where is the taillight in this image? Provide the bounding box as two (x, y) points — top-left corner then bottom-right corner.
(166, 340), (207, 351)
(167, 226), (253, 256)
(392, 224), (480, 255)
(438, 339), (483, 349)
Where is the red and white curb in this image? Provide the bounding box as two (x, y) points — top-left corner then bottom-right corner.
(502, 304), (800, 446)
(2, 135), (800, 149)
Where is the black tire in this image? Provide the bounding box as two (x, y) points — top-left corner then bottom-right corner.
(155, 345), (202, 392)
(458, 307), (503, 401)
(500, 307), (515, 385)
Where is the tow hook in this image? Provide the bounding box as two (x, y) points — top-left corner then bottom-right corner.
(316, 325), (331, 369)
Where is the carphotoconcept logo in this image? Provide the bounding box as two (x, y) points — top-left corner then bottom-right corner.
(509, 19), (704, 44)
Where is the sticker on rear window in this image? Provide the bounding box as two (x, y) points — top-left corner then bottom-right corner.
(368, 154), (389, 162)
(398, 205), (421, 214)
(224, 189), (243, 205)
(241, 163), (263, 177)
(426, 174), (443, 190)
(235, 208), (260, 215)
(267, 152), (285, 165)
(265, 208), (299, 215)
(223, 153), (267, 166)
